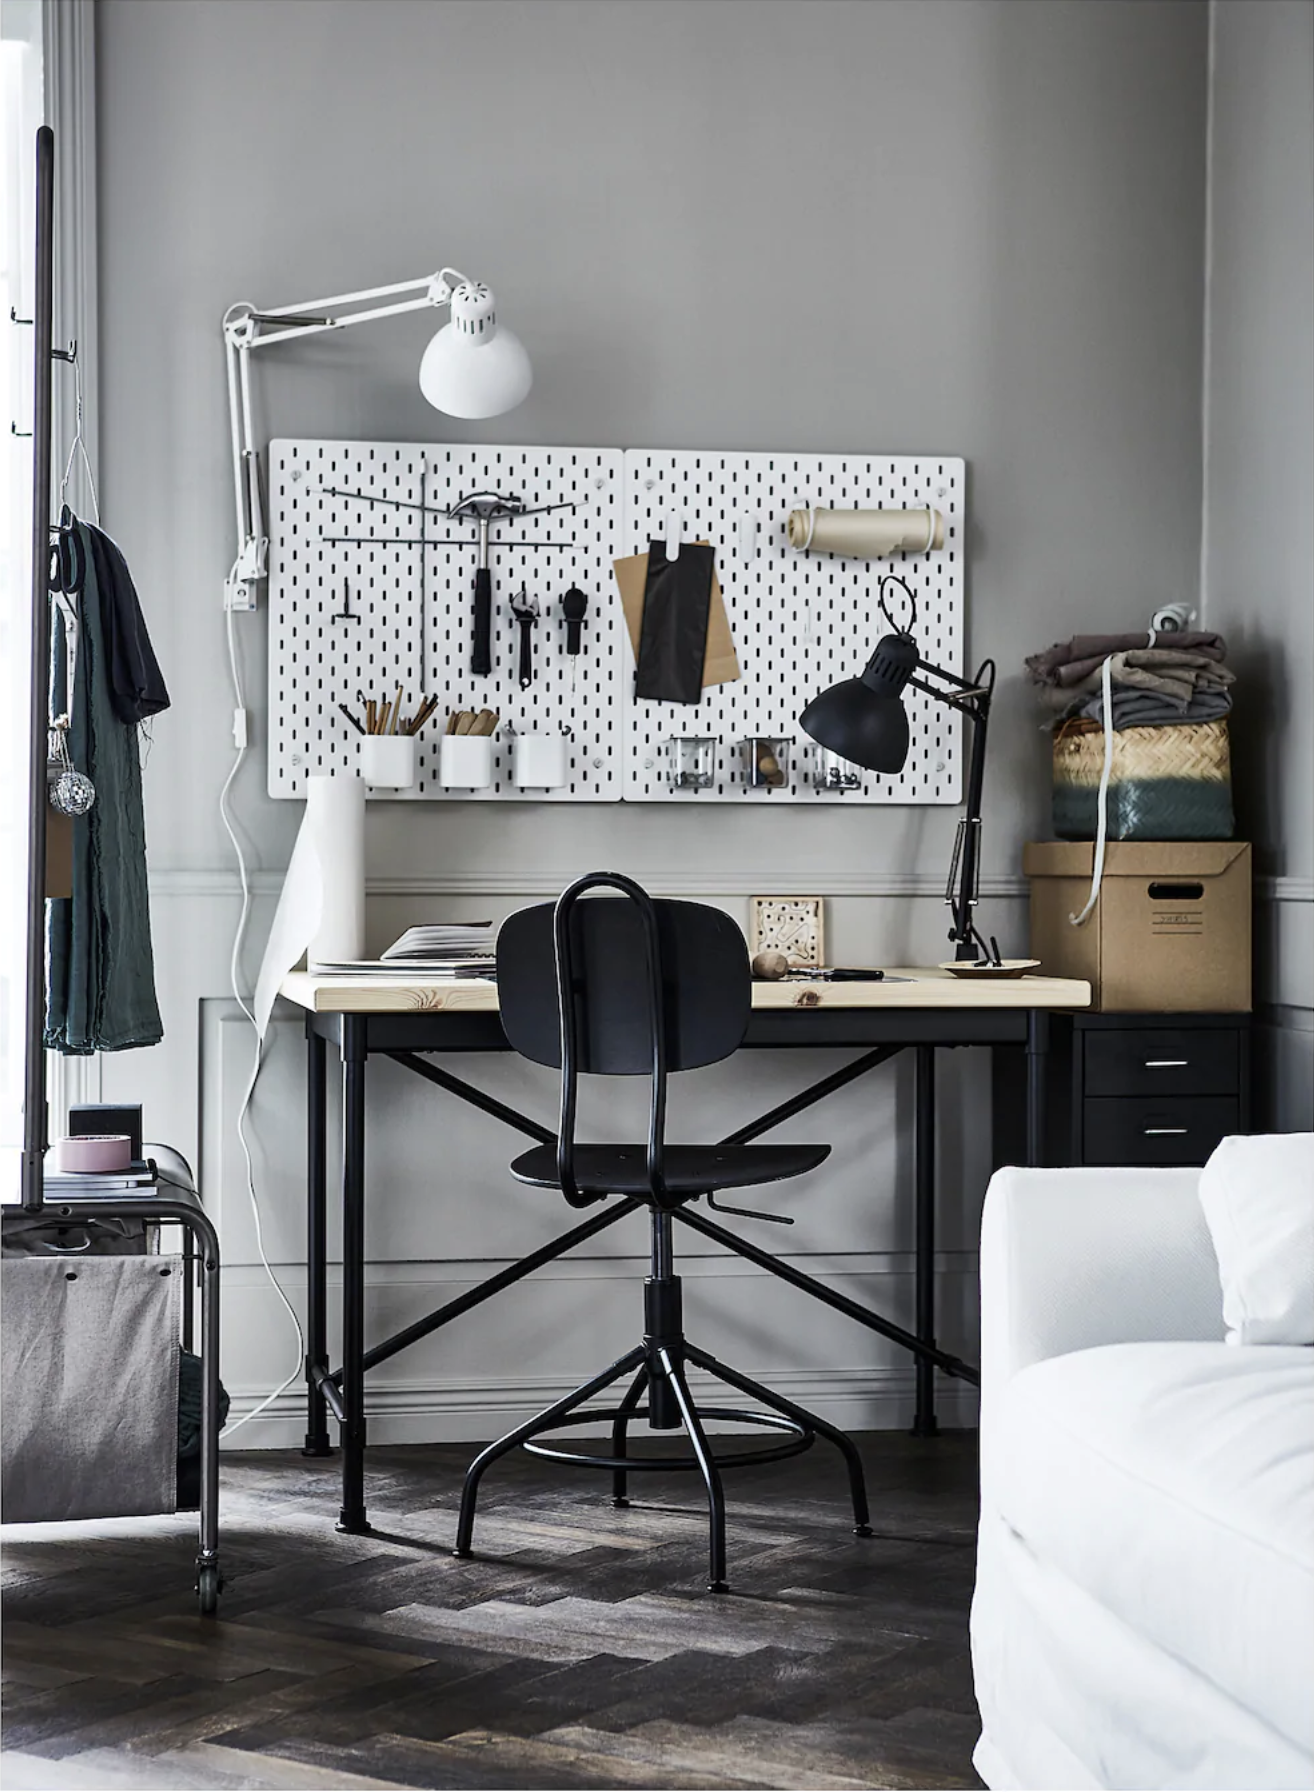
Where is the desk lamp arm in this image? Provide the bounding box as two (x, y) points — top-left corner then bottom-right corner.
(910, 657), (996, 962)
(221, 269), (469, 610)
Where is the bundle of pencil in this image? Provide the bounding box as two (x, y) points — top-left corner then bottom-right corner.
(445, 709), (499, 736)
(402, 695), (441, 736)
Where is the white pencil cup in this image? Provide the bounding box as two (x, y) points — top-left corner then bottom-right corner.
(359, 734), (417, 790)
(440, 734), (494, 789)
(512, 733), (568, 789)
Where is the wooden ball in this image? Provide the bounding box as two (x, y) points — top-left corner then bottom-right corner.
(752, 949), (791, 981)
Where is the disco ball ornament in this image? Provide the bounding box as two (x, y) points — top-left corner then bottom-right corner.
(51, 769), (95, 816)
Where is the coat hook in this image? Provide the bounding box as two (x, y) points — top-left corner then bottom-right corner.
(51, 340), (77, 363)
(11, 421), (32, 438)
(10, 307), (33, 326)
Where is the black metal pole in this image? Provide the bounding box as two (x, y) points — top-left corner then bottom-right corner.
(674, 1204), (978, 1385)
(304, 1023), (332, 1455)
(21, 128), (55, 1214)
(716, 1045), (902, 1147)
(912, 1044), (938, 1436)
(1026, 1009), (1050, 1166)
(338, 1015), (369, 1533)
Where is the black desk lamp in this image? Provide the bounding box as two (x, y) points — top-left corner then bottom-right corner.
(799, 574), (998, 964)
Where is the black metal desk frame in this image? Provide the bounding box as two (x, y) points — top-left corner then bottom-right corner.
(301, 1003), (1052, 1534)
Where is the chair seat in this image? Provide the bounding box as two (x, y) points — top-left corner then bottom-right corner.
(509, 1141), (830, 1198)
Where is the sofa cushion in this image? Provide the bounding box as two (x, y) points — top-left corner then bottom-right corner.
(995, 1341), (1314, 1752)
(1198, 1132), (1314, 1345)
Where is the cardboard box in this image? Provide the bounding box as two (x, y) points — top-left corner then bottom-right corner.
(1024, 840), (1251, 1012)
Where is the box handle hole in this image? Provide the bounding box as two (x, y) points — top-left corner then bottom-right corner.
(1147, 882), (1204, 901)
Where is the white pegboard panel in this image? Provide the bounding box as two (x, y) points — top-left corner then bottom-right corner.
(621, 450), (966, 804)
(266, 440), (625, 800)
(266, 440), (966, 806)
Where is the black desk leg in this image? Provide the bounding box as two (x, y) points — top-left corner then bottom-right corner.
(1026, 1010), (1050, 1167)
(304, 1023), (333, 1457)
(912, 1044), (938, 1438)
(338, 1015), (371, 1533)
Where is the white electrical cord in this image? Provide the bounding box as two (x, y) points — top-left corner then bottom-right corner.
(1068, 628), (1161, 928)
(218, 604), (307, 1434)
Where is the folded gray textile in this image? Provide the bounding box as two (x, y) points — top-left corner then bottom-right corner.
(1037, 649), (1236, 715)
(1027, 631), (1227, 687)
(1049, 685), (1234, 730)
(46, 518), (164, 1053)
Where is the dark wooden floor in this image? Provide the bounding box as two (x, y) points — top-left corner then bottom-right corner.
(2, 1431), (982, 1791)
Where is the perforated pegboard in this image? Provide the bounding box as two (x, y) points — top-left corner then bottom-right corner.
(265, 441), (965, 804)
(266, 441), (625, 799)
(621, 451), (965, 803)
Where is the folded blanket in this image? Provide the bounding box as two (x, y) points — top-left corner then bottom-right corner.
(1047, 685), (1234, 730)
(1027, 631), (1227, 687)
(1034, 649), (1235, 711)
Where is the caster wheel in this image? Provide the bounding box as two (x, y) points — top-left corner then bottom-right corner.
(197, 1564), (222, 1616)
(612, 1496), (630, 1508)
(854, 1524), (874, 1537)
(709, 1579), (730, 1595)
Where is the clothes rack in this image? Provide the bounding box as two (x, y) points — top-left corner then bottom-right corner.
(6, 125), (223, 1614)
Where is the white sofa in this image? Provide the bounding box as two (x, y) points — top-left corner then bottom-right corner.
(971, 1165), (1314, 1791)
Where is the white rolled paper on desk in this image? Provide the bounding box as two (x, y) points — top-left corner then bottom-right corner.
(253, 773), (365, 1038)
(786, 506), (944, 558)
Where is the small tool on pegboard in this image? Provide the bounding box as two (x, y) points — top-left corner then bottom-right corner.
(560, 585), (588, 691)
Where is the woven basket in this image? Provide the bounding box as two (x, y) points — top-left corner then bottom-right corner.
(1052, 718), (1234, 840)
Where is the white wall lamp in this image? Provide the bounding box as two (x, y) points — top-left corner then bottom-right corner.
(222, 268), (532, 610)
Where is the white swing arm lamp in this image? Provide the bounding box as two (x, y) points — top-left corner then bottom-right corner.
(222, 266), (532, 611)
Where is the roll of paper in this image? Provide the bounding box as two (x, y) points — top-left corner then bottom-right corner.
(253, 774), (365, 1038)
(786, 507), (944, 558)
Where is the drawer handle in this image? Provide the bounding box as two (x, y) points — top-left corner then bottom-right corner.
(1144, 1127), (1189, 1135)
(1145, 1059), (1188, 1068)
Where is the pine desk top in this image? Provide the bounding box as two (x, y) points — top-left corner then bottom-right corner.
(280, 967), (1091, 1016)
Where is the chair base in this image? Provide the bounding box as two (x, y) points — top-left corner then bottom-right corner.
(452, 1292), (873, 1591)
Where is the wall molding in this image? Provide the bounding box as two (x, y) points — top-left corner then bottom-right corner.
(150, 867), (1314, 903)
(223, 1364), (980, 1449)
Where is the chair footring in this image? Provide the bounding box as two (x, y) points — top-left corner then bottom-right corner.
(522, 1404), (813, 1472)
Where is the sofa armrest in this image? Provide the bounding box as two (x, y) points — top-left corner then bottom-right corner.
(981, 1161), (1221, 1379)
(978, 1166), (1225, 1501)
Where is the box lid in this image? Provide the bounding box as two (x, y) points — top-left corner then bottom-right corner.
(1023, 841), (1251, 879)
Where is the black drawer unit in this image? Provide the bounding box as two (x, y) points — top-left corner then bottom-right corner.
(1072, 1014), (1251, 1167)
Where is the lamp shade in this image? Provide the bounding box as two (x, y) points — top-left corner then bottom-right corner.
(798, 632), (918, 773)
(418, 280), (532, 419)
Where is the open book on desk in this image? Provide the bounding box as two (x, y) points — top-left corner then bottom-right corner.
(310, 921), (498, 978)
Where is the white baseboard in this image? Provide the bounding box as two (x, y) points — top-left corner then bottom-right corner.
(223, 1365), (979, 1450)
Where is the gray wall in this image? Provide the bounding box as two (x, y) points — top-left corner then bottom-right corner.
(1204, 0), (1314, 1128)
(94, 0), (1211, 1439)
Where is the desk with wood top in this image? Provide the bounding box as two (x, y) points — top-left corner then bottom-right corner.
(281, 967), (1090, 1535)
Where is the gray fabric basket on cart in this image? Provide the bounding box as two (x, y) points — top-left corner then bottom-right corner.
(1, 1252), (182, 1523)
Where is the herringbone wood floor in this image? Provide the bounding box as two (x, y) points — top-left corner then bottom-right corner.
(2, 1432), (982, 1791)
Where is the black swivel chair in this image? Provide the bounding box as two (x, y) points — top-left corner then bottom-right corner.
(453, 871), (872, 1591)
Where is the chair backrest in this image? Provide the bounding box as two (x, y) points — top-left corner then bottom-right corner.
(497, 873), (751, 1206)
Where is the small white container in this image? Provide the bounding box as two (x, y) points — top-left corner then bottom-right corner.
(359, 734), (417, 790)
(513, 733), (568, 789)
(440, 734), (494, 789)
